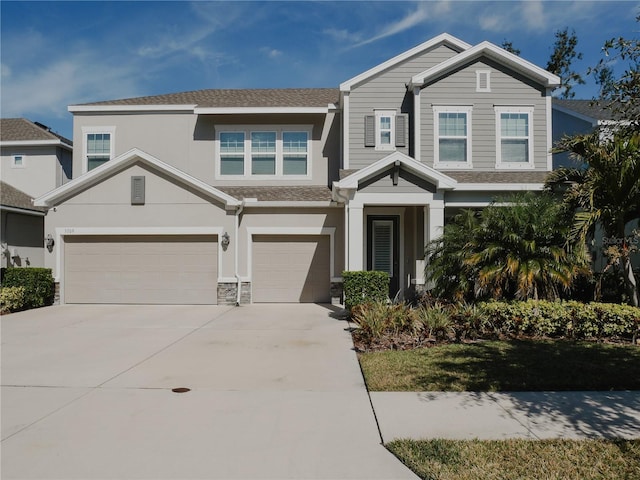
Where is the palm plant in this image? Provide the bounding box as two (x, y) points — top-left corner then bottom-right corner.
(546, 130), (640, 306)
(426, 193), (590, 301)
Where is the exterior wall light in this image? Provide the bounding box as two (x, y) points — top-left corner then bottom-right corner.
(46, 234), (55, 252)
(221, 232), (230, 251)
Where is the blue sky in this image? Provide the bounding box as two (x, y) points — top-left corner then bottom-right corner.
(1, 1), (638, 139)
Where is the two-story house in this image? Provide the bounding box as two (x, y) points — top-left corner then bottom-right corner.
(1, 118), (73, 268)
(35, 33), (560, 305)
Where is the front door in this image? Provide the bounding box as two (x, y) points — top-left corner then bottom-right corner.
(367, 215), (400, 298)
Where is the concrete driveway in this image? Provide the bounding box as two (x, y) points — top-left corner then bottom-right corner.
(1, 304), (416, 479)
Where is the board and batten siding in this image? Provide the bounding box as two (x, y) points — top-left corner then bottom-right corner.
(348, 44), (461, 170)
(420, 58), (549, 171)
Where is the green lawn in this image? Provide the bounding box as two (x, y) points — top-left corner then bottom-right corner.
(387, 438), (640, 480)
(358, 340), (640, 391)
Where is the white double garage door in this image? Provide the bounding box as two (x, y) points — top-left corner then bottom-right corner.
(64, 234), (330, 304)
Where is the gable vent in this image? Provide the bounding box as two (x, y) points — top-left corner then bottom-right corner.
(476, 70), (491, 92)
(131, 176), (145, 205)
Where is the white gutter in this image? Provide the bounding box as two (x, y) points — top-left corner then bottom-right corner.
(0, 205), (46, 216)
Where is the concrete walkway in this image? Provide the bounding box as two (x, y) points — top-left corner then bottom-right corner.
(371, 391), (640, 442)
(1, 304), (417, 480)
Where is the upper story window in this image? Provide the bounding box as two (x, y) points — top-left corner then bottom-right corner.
(364, 111), (407, 151)
(433, 106), (472, 168)
(495, 107), (534, 169)
(11, 154), (25, 168)
(376, 111), (395, 150)
(216, 126), (311, 179)
(82, 126), (115, 173)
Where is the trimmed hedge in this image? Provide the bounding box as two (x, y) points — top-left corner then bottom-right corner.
(0, 286), (26, 313)
(2, 268), (54, 309)
(343, 271), (389, 310)
(477, 300), (640, 341)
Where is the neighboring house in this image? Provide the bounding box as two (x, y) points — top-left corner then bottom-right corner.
(551, 99), (619, 169)
(1, 118), (73, 198)
(35, 33), (560, 305)
(1, 119), (72, 268)
(1, 181), (47, 268)
(551, 99), (639, 271)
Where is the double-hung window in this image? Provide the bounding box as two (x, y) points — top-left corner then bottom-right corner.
(495, 107), (534, 168)
(375, 110), (395, 151)
(282, 131), (308, 175)
(433, 106), (472, 168)
(83, 126), (115, 172)
(216, 126), (311, 179)
(251, 132), (276, 175)
(220, 132), (245, 175)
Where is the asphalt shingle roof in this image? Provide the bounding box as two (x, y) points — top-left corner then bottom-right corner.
(217, 186), (333, 202)
(0, 118), (72, 145)
(78, 88), (340, 108)
(339, 169), (550, 184)
(0, 181), (47, 212)
(552, 99), (620, 121)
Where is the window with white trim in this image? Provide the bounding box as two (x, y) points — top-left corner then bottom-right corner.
(495, 107), (534, 168)
(433, 106), (472, 168)
(375, 110), (396, 151)
(82, 126), (115, 172)
(11, 154), (25, 168)
(216, 126), (311, 178)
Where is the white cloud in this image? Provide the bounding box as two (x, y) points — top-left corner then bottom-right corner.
(323, 28), (363, 45)
(522, 1), (546, 31)
(350, 3), (431, 48)
(260, 47), (283, 59)
(1, 53), (140, 119)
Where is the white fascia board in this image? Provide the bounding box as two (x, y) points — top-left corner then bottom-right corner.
(34, 147), (241, 208)
(411, 42), (561, 88)
(335, 151), (458, 190)
(454, 183), (546, 191)
(194, 106), (329, 115)
(340, 33), (471, 92)
(1, 139), (72, 150)
(68, 105), (197, 113)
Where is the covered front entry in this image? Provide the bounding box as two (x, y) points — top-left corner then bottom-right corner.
(252, 235), (331, 303)
(64, 234), (219, 304)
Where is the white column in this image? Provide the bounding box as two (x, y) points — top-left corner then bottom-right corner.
(413, 87), (421, 162)
(427, 201), (445, 244)
(343, 92), (350, 169)
(347, 205), (364, 271)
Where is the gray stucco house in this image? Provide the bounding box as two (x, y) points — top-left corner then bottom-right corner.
(1, 118), (73, 268)
(35, 33), (560, 305)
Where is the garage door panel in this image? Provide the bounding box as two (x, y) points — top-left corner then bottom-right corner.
(65, 235), (217, 304)
(253, 235), (330, 303)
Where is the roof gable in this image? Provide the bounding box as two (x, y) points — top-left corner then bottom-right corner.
(334, 151), (457, 191)
(411, 41), (560, 88)
(0, 118), (72, 147)
(34, 148), (241, 209)
(340, 33), (471, 92)
(0, 181), (47, 213)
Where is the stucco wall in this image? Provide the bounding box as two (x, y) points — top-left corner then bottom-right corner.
(1, 146), (61, 198)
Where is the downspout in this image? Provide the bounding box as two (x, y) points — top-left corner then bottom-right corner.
(234, 201), (245, 306)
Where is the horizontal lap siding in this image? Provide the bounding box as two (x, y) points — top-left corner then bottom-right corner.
(421, 58), (549, 170)
(349, 45), (460, 170)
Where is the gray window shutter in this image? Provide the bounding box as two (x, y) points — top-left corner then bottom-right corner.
(131, 176), (145, 205)
(364, 115), (375, 147)
(395, 114), (408, 147)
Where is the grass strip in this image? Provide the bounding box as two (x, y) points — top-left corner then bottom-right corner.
(387, 438), (640, 480)
(358, 340), (640, 391)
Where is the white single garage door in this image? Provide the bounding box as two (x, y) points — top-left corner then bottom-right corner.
(252, 235), (330, 303)
(64, 235), (218, 304)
